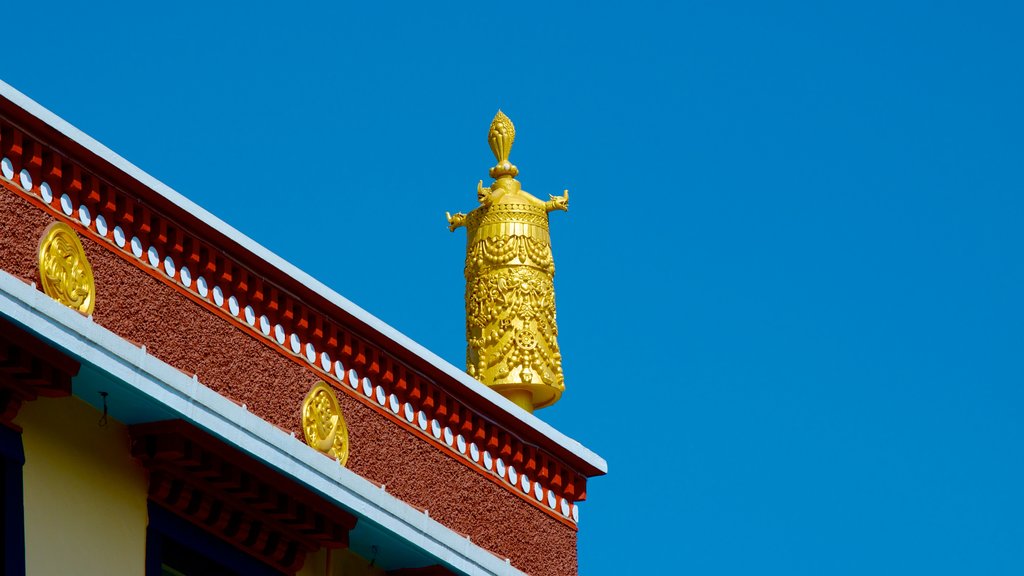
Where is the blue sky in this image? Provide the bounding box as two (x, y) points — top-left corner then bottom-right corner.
(6, 1), (1024, 573)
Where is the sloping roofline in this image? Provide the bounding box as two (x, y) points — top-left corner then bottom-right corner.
(0, 79), (607, 476)
(0, 270), (525, 575)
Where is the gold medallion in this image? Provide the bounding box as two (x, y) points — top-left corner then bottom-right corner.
(301, 381), (349, 466)
(38, 222), (95, 315)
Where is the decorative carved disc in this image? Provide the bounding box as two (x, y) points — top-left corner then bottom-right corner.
(38, 222), (95, 315)
(301, 381), (349, 466)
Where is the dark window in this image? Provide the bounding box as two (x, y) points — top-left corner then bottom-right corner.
(146, 504), (284, 576)
(0, 425), (25, 576)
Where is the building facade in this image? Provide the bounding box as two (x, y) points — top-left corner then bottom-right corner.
(0, 80), (605, 576)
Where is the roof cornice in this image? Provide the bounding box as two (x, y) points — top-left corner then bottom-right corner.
(0, 269), (526, 576)
(0, 79), (606, 479)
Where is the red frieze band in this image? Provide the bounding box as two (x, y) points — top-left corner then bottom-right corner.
(0, 115), (587, 529)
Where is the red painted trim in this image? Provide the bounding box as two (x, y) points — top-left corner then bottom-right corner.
(131, 420), (357, 575)
(2, 179), (581, 529)
(0, 101), (602, 476)
(0, 316), (77, 430)
(0, 116), (589, 525)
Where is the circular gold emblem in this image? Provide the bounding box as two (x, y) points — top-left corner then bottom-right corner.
(515, 328), (538, 350)
(301, 381), (349, 466)
(38, 222), (95, 315)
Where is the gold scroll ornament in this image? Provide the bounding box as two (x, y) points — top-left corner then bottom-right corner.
(301, 381), (349, 466)
(447, 111), (570, 413)
(38, 222), (95, 315)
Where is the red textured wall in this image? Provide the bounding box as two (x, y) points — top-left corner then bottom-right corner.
(0, 188), (576, 576)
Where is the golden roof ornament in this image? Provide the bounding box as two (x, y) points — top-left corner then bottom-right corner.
(447, 111), (570, 413)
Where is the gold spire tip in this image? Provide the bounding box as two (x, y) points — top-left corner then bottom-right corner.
(488, 110), (518, 178)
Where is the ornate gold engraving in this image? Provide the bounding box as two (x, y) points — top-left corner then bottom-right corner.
(38, 222), (95, 315)
(301, 381), (349, 466)
(447, 111), (570, 412)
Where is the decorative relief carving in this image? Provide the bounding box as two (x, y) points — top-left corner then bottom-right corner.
(38, 222), (95, 315)
(466, 266), (563, 392)
(448, 111), (569, 412)
(301, 381), (349, 466)
(466, 235), (554, 275)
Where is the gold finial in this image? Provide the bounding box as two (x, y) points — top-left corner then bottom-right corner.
(446, 112), (571, 413)
(488, 110), (519, 178)
(38, 222), (95, 316)
(301, 381), (349, 466)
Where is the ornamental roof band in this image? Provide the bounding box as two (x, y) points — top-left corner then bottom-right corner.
(0, 79), (606, 478)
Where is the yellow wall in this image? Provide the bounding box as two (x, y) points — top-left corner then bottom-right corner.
(15, 396), (149, 575)
(12, 396), (386, 576)
(299, 548), (386, 576)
